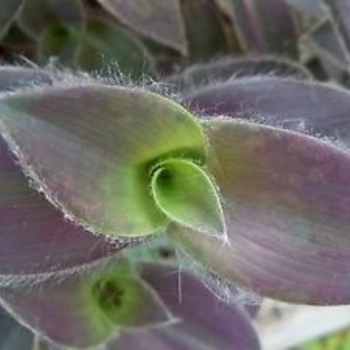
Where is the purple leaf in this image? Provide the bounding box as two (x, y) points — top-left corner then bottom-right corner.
(221, 0), (264, 53)
(165, 56), (311, 94)
(215, 0), (297, 56)
(97, 0), (187, 55)
(0, 134), (122, 282)
(107, 264), (260, 350)
(0, 84), (206, 238)
(249, 0), (298, 57)
(183, 76), (350, 146)
(0, 260), (172, 348)
(168, 119), (350, 304)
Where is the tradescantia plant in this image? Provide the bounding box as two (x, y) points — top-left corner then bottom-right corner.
(2, 1), (350, 349)
(1, 59), (350, 350)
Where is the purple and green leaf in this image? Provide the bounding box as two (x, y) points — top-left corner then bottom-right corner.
(169, 118), (350, 304)
(0, 259), (172, 347)
(107, 264), (260, 350)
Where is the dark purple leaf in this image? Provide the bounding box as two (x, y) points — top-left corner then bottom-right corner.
(215, 0), (297, 56)
(97, 0), (187, 55)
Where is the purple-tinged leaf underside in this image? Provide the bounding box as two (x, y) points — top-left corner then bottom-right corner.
(169, 119), (350, 304)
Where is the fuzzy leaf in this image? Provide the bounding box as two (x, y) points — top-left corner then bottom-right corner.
(166, 56), (311, 94)
(0, 84), (206, 238)
(107, 264), (260, 350)
(0, 260), (172, 348)
(0, 134), (122, 282)
(97, 0), (187, 55)
(169, 119), (350, 304)
(0, 66), (53, 91)
(183, 76), (350, 147)
(151, 158), (224, 236)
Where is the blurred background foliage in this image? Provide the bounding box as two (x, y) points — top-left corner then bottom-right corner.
(0, 0), (349, 86)
(2, 0), (350, 349)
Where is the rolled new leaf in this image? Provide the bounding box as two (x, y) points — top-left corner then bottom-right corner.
(0, 84), (207, 238)
(107, 264), (260, 350)
(169, 119), (350, 305)
(0, 259), (172, 348)
(150, 158), (224, 236)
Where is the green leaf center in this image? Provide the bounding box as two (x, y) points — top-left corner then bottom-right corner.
(150, 158), (224, 236)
